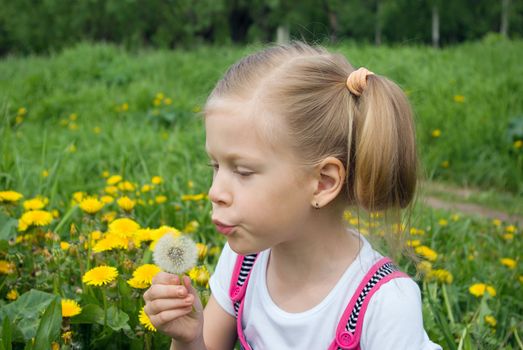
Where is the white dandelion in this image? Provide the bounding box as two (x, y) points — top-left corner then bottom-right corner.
(153, 233), (198, 274)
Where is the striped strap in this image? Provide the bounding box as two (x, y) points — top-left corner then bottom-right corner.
(330, 257), (409, 350)
(229, 254), (258, 316)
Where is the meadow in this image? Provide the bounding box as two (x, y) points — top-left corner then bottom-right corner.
(0, 39), (522, 349)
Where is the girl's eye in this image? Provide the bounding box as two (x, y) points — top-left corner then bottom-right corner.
(234, 169), (254, 177)
(207, 162), (219, 171)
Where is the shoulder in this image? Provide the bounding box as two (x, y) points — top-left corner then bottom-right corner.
(208, 242), (239, 317)
(360, 277), (442, 350)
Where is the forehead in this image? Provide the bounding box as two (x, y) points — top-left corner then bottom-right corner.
(204, 98), (288, 158)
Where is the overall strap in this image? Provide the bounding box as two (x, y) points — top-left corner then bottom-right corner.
(229, 253), (258, 350)
(329, 257), (409, 350)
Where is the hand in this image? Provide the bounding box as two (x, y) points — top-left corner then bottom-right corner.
(144, 273), (204, 344)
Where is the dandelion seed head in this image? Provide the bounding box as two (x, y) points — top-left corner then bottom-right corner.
(153, 233), (197, 274)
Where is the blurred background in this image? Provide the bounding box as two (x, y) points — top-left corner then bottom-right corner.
(1, 0), (523, 54)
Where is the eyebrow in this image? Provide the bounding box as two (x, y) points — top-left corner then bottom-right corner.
(205, 149), (261, 163)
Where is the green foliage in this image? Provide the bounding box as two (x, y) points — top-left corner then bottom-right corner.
(2, 0), (523, 54)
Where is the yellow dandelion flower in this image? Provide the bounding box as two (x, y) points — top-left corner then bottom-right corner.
(127, 277), (149, 289)
(492, 219), (502, 227)
(23, 197), (48, 210)
(519, 275), (523, 284)
(151, 176), (163, 185)
(438, 219), (448, 227)
(427, 269), (453, 284)
(18, 107), (27, 115)
(92, 236), (120, 253)
(451, 214), (460, 221)
(104, 186), (119, 195)
(440, 160), (449, 169)
(500, 258), (517, 269)
(60, 242), (70, 250)
(513, 140), (523, 149)
(102, 170), (110, 178)
(101, 211), (117, 223)
(469, 283), (496, 298)
(117, 196), (135, 211)
(72, 192), (84, 204)
(139, 307), (156, 331)
(417, 261), (432, 274)
(82, 266), (118, 286)
(107, 175), (122, 185)
(406, 239), (421, 248)
(184, 220), (199, 233)
(503, 233), (514, 241)
(505, 225), (517, 233)
(453, 95), (465, 103)
(62, 331), (73, 344)
(0, 190), (23, 202)
(19, 210), (53, 228)
(188, 265), (210, 287)
(128, 264), (161, 289)
(109, 218), (140, 236)
(61, 299), (82, 317)
(141, 184), (152, 193)
(118, 181), (135, 192)
(415, 246), (438, 262)
(431, 129), (441, 138)
(208, 246), (221, 257)
(192, 106), (201, 113)
(484, 315), (497, 327)
(196, 243), (208, 260)
(79, 197), (104, 214)
(163, 98), (172, 105)
(0, 260), (15, 274)
(100, 195), (114, 204)
(155, 195), (167, 204)
(6, 289), (19, 301)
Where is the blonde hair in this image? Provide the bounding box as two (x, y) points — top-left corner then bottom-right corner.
(205, 41), (419, 261)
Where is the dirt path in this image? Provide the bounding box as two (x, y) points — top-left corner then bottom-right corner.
(420, 182), (523, 226)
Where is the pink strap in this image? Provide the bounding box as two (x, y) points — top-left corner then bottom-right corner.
(229, 255), (258, 350)
(328, 257), (409, 350)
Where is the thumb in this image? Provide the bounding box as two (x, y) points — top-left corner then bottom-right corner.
(182, 275), (203, 312)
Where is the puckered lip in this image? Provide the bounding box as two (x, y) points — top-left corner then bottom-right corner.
(212, 218), (236, 235)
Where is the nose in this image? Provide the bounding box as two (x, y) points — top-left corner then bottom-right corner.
(208, 171), (232, 207)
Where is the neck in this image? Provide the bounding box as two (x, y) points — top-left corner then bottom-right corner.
(269, 205), (362, 285)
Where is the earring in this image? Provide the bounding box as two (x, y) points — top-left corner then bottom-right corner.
(314, 202), (320, 209)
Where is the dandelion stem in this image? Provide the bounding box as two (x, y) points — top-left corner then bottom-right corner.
(102, 288), (108, 329)
(442, 284), (455, 326)
(514, 327), (523, 350)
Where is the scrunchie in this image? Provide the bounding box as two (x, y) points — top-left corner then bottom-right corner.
(346, 67), (374, 97)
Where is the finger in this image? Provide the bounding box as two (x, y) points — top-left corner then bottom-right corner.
(182, 275), (203, 311)
(148, 307), (193, 327)
(144, 295), (195, 315)
(143, 284), (189, 302)
(152, 272), (180, 285)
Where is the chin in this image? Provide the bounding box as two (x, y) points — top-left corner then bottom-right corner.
(228, 239), (262, 256)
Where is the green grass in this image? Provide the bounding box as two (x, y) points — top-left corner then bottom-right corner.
(0, 41), (522, 349)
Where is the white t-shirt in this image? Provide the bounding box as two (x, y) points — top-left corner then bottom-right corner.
(209, 232), (442, 350)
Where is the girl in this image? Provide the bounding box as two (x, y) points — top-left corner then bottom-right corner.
(144, 41), (442, 350)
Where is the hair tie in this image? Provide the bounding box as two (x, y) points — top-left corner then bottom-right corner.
(346, 67), (374, 97)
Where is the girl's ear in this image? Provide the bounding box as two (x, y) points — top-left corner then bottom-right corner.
(312, 157), (346, 208)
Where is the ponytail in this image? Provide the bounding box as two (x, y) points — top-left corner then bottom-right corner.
(350, 74), (417, 212)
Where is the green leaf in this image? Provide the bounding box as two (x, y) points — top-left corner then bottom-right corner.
(0, 290), (57, 342)
(0, 211), (17, 242)
(1, 316), (13, 350)
(106, 306), (130, 332)
(33, 297), (61, 350)
(69, 304), (104, 325)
